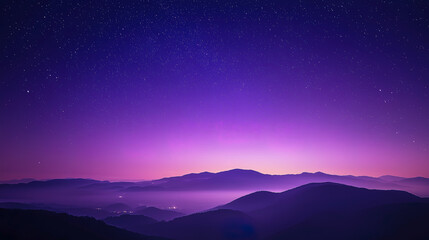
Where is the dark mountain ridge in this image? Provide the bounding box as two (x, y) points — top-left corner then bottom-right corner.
(216, 182), (427, 238)
(104, 214), (158, 234)
(136, 209), (257, 240)
(1, 169), (428, 215)
(1, 169), (428, 196)
(1, 182), (428, 240)
(133, 206), (184, 221)
(0, 208), (166, 240)
(269, 202), (429, 240)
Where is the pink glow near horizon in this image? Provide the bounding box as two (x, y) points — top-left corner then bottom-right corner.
(1, 117), (427, 181)
(1, 1), (428, 181)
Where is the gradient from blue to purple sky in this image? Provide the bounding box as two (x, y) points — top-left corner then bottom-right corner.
(0, 1), (428, 180)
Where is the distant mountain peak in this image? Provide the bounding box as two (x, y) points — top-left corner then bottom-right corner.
(216, 168), (263, 175)
(301, 171), (328, 176)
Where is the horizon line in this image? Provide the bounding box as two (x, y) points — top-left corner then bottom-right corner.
(0, 168), (420, 183)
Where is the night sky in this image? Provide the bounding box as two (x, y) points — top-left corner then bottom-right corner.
(1, 0), (428, 180)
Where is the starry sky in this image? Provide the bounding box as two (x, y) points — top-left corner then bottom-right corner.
(0, 0), (428, 180)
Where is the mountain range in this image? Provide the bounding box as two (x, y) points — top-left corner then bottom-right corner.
(1, 181), (428, 239)
(0, 179), (429, 240)
(1, 169), (429, 239)
(1, 169), (428, 213)
(0, 208), (166, 240)
(107, 182), (429, 240)
(1, 169), (428, 194)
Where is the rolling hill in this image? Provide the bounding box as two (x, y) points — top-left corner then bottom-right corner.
(216, 182), (427, 237)
(0, 208), (166, 240)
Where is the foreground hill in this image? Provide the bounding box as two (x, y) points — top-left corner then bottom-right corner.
(135, 209), (257, 240)
(218, 182), (422, 212)
(269, 202), (429, 240)
(1, 183), (428, 240)
(0, 208), (166, 240)
(216, 182), (428, 238)
(133, 206), (185, 221)
(100, 183), (429, 240)
(0, 202), (116, 219)
(0, 201), (185, 221)
(104, 214), (158, 233)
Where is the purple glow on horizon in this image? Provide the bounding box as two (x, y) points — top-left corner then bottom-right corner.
(0, 1), (428, 180)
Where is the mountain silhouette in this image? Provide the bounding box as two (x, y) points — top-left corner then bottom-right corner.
(133, 206), (184, 221)
(0, 202), (117, 219)
(217, 182), (426, 237)
(101, 183), (428, 240)
(213, 191), (279, 212)
(137, 209), (257, 240)
(0, 202), (182, 221)
(0, 202), (51, 210)
(1, 169), (428, 215)
(0, 179), (101, 189)
(0, 208), (166, 240)
(268, 202), (429, 240)
(104, 214), (158, 233)
(128, 169), (429, 197)
(104, 203), (132, 212)
(397, 177), (429, 186)
(1, 182), (428, 240)
(0, 178), (36, 184)
(1, 169), (428, 203)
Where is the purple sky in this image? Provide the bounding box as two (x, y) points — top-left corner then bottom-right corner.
(0, 1), (428, 180)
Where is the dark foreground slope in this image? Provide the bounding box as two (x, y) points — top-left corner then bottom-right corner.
(269, 202), (429, 240)
(0, 208), (166, 240)
(2, 183), (428, 240)
(104, 214), (158, 233)
(217, 182), (429, 238)
(136, 209), (257, 240)
(108, 183), (428, 240)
